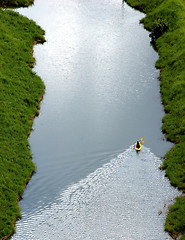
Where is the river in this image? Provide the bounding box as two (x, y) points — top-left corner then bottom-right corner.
(12, 0), (179, 239)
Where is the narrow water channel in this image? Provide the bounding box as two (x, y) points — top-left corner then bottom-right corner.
(13, 147), (179, 239)
(13, 0), (178, 239)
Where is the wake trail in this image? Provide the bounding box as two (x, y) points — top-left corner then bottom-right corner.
(12, 146), (179, 240)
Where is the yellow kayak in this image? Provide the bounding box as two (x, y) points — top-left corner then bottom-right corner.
(135, 143), (142, 151)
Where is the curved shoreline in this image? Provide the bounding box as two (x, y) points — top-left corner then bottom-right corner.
(0, 7), (45, 239)
(125, 0), (185, 238)
(0, 0), (184, 239)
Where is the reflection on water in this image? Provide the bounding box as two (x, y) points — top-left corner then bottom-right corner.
(12, 147), (179, 240)
(16, 0), (172, 213)
(13, 0), (177, 238)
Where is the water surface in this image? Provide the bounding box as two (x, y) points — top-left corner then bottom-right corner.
(13, 0), (176, 238)
(12, 147), (179, 239)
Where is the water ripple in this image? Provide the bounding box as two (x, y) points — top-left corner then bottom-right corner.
(12, 147), (179, 240)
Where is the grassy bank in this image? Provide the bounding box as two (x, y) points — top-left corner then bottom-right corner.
(0, 0), (33, 7)
(125, 0), (185, 238)
(0, 7), (45, 239)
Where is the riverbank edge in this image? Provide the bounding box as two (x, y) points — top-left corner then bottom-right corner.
(0, 7), (45, 240)
(124, 0), (185, 238)
(0, 0), (33, 8)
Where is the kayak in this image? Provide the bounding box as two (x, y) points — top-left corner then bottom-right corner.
(135, 143), (142, 151)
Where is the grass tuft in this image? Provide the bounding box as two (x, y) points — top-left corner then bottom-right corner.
(165, 196), (185, 239)
(0, 0), (34, 8)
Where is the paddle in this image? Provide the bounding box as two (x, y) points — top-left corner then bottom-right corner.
(139, 138), (145, 144)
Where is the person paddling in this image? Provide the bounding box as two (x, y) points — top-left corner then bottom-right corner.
(134, 138), (145, 151)
(136, 141), (141, 149)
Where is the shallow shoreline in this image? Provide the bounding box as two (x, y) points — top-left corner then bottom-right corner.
(1, 0), (184, 239)
(0, 7), (45, 240)
(125, 0), (185, 238)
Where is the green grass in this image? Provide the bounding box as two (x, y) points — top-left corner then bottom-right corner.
(0, 0), (184, 239)
(125, 0), (185, 238)
(165, 196), (185, 239)
(0, 0), (33, 7)
(0, 9), (45, 239)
